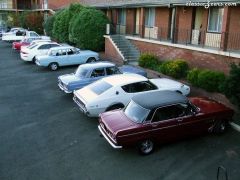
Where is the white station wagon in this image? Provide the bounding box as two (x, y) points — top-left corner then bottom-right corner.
(35, 46), (99, 71)
(73, 74), (190, 117)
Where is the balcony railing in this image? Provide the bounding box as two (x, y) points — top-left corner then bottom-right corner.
(108, 23), (240, 53)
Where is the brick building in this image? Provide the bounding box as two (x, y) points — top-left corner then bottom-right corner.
(79, 0), (240, 73)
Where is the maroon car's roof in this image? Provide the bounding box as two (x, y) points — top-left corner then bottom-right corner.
(132, 90), (188, 109)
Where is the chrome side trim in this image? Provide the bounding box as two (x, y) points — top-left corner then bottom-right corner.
(98, 125), (122, 149)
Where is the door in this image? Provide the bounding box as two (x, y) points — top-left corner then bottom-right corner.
(177, 103), (214, 136)
(150, 105), (184, 142)
(192, 7), (204, 45)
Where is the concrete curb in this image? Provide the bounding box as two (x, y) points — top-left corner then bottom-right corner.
(230, 122), (240, 132)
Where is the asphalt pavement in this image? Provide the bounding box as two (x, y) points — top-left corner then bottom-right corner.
(0, 41), (240, 180)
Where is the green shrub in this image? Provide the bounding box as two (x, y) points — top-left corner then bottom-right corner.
(160, 59), (189, 79)
(69, 8), (109, 51)
(197, 70), (225, 92)
(138, 53), (159, 70)
(43, 15), (55, 37)
(220, 63), (240, 109)
(187, 68), (201, 86)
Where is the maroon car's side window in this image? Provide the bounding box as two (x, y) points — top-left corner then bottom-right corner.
(152, 105), (185, 122)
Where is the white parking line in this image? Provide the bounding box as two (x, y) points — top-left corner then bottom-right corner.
(230, 122), (240, 132)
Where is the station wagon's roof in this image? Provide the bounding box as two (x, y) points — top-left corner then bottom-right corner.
(80, 61), (116, 69)
(103, 74), (147, 86)
(132, 90), (188, 109)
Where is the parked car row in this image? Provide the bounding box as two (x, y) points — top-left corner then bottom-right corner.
(3, 27), (234, 155)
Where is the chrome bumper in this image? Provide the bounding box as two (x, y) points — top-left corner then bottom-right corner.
(73, 96), (88, 115)
(58, 82), (72, 94)
(98, 125), (122, 149)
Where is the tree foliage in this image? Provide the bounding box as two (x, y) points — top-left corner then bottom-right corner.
(69, 8), (109, 51)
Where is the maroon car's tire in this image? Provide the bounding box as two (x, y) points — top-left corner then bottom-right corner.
(213, 120), (227, 134)
(138, 139), (154, 155)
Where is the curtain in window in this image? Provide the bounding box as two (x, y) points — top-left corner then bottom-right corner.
(145, 8), (155, 27)
(208, 7), (224, 32)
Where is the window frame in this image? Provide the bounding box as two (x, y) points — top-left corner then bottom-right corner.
(145, 8), (155, 28)
(207, 7), (224, 33)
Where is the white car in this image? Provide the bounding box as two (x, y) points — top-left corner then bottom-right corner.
(2, 30), (50, 42)
(73, 74), (190, 117)
(20, 42), (60, 62)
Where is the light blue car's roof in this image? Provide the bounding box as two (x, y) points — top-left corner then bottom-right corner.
(79, 61), (116, 70)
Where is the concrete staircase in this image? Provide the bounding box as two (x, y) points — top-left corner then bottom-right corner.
(110, 35), (140, 65)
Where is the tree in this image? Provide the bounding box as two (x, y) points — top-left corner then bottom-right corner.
(69, 8), (109, 51)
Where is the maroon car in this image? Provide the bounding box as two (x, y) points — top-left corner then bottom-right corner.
(98, 91), (234, 155)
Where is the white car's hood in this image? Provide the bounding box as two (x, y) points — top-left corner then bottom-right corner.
(74, 87), (98, 104)
(150, 78), (183, 89)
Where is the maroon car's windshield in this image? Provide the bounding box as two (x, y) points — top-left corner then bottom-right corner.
(124, 100), (150, 123)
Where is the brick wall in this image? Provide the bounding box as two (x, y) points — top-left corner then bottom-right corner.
(155, 7), (170, 40)
(175, 7), (193, 43)
(48, 0), (79, 10)
(105, 38), (124, 65)
(226, 6), (240, 50)
(126, 9), (135, 35)
(130, 39), (240, 74)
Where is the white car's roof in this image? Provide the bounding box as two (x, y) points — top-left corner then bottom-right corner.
(50, 46), (74, 51)
(102, 74), (147, 86)
(35, 41), (58, 46)
(31, 39), (52, 44)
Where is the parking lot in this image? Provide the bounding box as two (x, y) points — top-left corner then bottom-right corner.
(0, 40), (240, 180)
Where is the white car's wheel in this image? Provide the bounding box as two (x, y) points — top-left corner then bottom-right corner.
(49, 62), (58, 71)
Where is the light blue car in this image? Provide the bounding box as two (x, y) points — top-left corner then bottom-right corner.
(58, 61), (147, 93)
(35, 46), (99, 71)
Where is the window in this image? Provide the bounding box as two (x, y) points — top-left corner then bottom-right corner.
(152, 105), (185, 122)
(30, 32), (38, 37)
(106, 66), (121, 75)
(38, 44), (50, 50)
(122, 81), (157, 93)
(67, 49), (74, 55)
(117, 9), (126, 25)
(89, 80), (112, 95)
(208, 7), (224, 33)
(145, 8), (155, 27)
(50, 44), (59, 48)
(91, 68), (105, 77)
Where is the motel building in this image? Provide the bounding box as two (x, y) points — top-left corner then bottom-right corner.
(79, 0), (240, 73)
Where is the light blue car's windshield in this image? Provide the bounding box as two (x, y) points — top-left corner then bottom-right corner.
(124, 100), (150, 123)
(75, 67), (88, 77)
(89, 80), (112, 95)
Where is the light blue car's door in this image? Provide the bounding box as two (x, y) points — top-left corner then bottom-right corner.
(56, 49), (69, 66)
(88, 68), (106, 84)
(71, 50), (86, 65)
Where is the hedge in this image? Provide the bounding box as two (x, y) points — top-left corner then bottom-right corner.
(187, 68), (225, 92)
(159, 59), (189, 79)
(138, 53), (159, 70)
(220, 63), (240, 109)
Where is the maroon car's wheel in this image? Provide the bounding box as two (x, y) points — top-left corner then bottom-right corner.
(214, 120), (227, 134)
(138, 140), (154, 155)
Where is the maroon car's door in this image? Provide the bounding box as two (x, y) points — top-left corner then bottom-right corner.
(149, 105), (185, 142)
(177, 113), (214, 136)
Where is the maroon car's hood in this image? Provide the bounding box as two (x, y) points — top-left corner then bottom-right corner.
(100, 110), (137, 133)
(190, 97), (233, 114)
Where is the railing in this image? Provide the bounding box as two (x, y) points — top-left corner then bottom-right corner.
(107, 23), (240, 52)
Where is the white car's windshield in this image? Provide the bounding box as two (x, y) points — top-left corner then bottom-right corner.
(124, 100), (150, 123)
(75, 67), (88, 77)
(89, 80), (112, 95)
